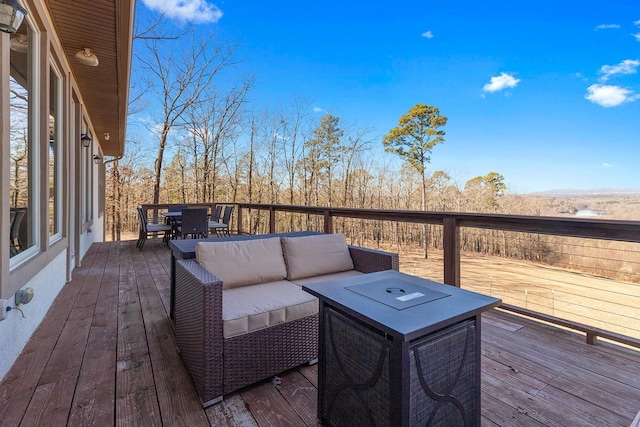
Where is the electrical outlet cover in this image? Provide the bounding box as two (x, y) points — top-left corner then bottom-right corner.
(15, 288), (34, 305)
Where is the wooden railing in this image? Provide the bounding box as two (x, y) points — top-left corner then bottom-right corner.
(138, 202), (640, 348)
(234, 204), (640, 285)
(232, 203), (640, 349)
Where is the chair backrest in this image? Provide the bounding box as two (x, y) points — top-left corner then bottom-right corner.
(221, 205), (234, 225)
(137, 206), (148, 232)
(10, 209), (25, 240)
(181, 208), (208, 236)
(211, 205), (223, 222)
(168, 204), (188, 213)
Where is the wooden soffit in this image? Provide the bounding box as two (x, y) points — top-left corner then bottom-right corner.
(44, 0), (135, 156)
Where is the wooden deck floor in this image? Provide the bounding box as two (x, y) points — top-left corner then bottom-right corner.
(1, 239), (639, 426)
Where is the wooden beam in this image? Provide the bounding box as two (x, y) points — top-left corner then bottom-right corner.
(323, 210), (333, 234)
(269, 207), (276, 234)
(236, 205), (243, 234)
(443, 217), (460, 287)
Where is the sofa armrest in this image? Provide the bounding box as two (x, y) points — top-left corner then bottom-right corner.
(348, 246), (399, 273)
(175, 259), (224, 404)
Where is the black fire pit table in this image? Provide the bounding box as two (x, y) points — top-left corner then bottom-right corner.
(303, 270), (501, 427)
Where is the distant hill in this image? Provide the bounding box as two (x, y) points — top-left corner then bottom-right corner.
(528, 188), (640, 197)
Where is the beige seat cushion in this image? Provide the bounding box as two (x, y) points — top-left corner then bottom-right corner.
(222, 280), (318, 339)
(282, 233), (354, 280)
(196, 237), (287, 289)
(291, 269), (364, 287)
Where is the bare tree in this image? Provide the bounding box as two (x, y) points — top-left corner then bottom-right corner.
(138, 33), (237, 204)
(185, 77), (252, 202)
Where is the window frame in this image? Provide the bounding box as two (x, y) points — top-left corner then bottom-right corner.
(48, 60), (63, 244)
(9, 17), (41, 269)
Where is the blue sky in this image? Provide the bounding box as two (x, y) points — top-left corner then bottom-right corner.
(137, 0), (640, 193)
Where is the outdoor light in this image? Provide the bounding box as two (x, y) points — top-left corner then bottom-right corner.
(81, 133), (92, 148)
(75, 48), (99, 67)
(0, 0), (27, 34)
(9, 32), (27, 52)
(93, 155), (102, 164)
(104, 132), (110, 141)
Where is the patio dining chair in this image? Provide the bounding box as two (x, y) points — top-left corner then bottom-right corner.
(208, 205), (234, 236)
(167, 204), (188, 226)
(137, 206), (173, 249)
(211, 205), (223, 222)
(10, 209), (26, 255)
(175, 208), (208, 239)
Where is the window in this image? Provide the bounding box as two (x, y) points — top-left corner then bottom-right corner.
(9, 21), (38, 261)
(49, 63), (63, 241)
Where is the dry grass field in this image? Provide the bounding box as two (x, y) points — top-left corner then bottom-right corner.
(396, 245), (640, 341)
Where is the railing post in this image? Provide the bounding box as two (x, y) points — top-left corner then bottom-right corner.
(324, 210), (333, 234)
(269, 207), (276, 234)
(237, 205), (243, 235)
(443, 217), (461, 287)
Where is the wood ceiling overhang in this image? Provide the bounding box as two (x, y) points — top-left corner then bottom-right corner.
(45, 0), (135, 156)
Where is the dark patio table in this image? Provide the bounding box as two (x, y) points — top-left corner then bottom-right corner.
(168, 230), (321, 318)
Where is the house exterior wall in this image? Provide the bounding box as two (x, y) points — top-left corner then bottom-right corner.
(0, 2), (107, 380)
(0, 250), (66, 377)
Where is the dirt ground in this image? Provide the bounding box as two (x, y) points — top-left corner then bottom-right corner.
(396, 246), (640, 340)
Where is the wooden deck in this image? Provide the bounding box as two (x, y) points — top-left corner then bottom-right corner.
(1, 239), (639, 426)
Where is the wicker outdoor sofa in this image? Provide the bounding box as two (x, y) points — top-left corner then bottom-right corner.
(174, 232), (399, 407)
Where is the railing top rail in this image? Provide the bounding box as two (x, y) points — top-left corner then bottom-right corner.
(233, 202), (640, 243)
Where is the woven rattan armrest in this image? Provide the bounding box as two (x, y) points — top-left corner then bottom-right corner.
(175, 259), (224, 405)
(348, 245), (399, 273)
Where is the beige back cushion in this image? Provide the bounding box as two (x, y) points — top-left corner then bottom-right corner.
(282, 233), (354, 280)
(196, 237), (287, 289)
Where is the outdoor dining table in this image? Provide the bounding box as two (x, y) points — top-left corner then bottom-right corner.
(161, 211), (224, 239)
(160, 211), (224, 228)
(161, 211), (215, 220)
(161, 212), (183, 218)
(160, 211), (183, 232)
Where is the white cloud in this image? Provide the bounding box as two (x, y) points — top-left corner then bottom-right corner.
(585, 84), (640, 107)
(635, 19), (640, 26)
(599, 59), (640, 81)
(601, 162), (613, 168)
(141, 0), (223, 23)
(421, 30), (434, 39)
(634, 33), (640, 41)
(313, 106), (325, 113)
(483, 72), (520, 93)
(595, 24), (620, 30)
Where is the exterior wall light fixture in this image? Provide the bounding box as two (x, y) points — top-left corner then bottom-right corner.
(9, 32), (27, 52)
(81, 133), (92, 148)
(0, 0), (27, 34)
(75, 48), (99, 66)
(93, 155), (102, 164)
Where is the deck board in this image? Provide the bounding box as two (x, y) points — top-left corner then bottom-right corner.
(116, 242), (162, 425)
(67, 243), (120, 425)
(132, 242), (210, 426)
(0, 239), (639, 426)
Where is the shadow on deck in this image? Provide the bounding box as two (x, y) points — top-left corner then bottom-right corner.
(1, 238), (639, 426)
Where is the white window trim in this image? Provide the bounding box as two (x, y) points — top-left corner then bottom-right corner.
(49, 62), (63, 245)
(10, 16), (41, 270)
